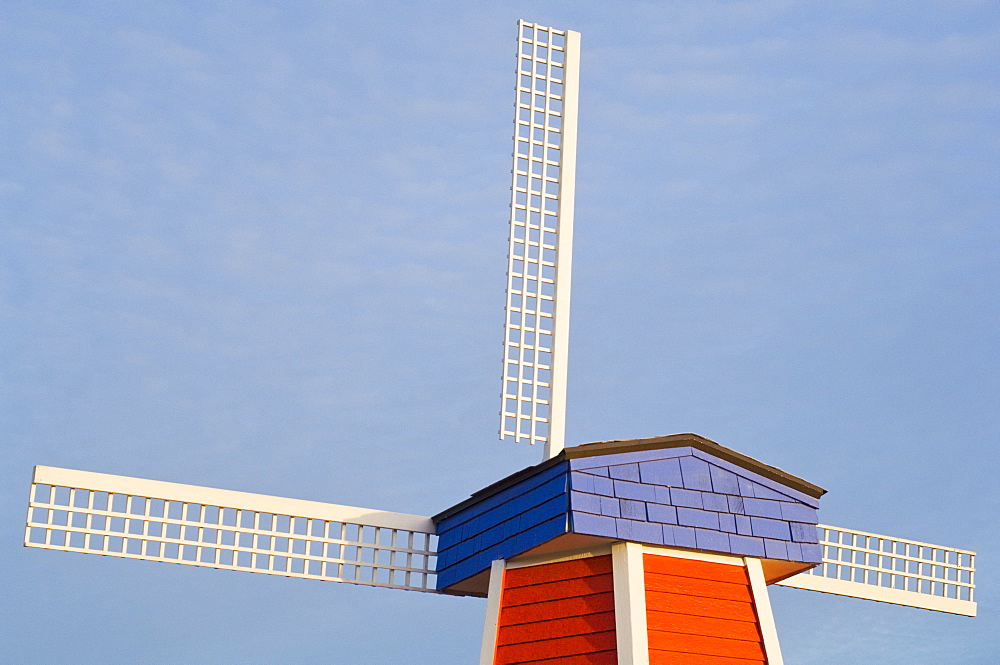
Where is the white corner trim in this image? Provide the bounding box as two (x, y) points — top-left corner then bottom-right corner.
(640, 544), (745, 566)
(506, 544), (613, 569)
(745, 557), (784, 665)
(479, 560), (507, 665)
(612, 542), (649, 665)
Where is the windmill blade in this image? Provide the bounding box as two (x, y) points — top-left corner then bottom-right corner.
(776, 524), (976, 617)
(24, 466), (439, 593)
(500, 20), (580, 460)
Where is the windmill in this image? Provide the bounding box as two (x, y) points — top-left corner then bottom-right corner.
(22, 19), (977, 664)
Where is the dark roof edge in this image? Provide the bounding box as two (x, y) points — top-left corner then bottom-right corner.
(432, 433), (825, 522)
(431, 455), (566, 523)
(565, 433), (826, 499)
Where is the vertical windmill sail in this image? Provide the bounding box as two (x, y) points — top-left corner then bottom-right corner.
(500, 21), (581, 460)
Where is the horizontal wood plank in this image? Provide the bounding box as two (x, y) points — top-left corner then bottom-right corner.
(500, 591), (615, 626)
(494, 630), (617, 663)
(505, 555), (613, 588)
(498, 611), (616, 646)
(643, 554), (749, 585)
(649, 649), (765, 665)
(645, 591), (758, 622)
(645, 572), (753, 602)
(647, 611), (763, 642)
(509, 651), (618, 665)
(502, 574), (615, 607)
(647, 630), (767, 660)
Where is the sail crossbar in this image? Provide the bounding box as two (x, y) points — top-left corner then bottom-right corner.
(24, 466), (439, 593)
(500, 20), (581, 460)
(777, 524), (976, 616)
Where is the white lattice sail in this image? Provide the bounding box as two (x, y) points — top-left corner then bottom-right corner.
(500, 21), (580, 459)
(777, 524), (976, 616)
(24, 466), (439, 593)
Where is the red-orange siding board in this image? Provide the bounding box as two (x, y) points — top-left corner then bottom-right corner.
(643, 554), (750, 585)
(645, 591), (758, 622)
(649, 650), (765, 665)
(509, 651), (619, 665)
(494, 556), (618, 665)
(644, 555), (768, 664)
(498, 611), (617, 646)
(504, 556), (614, 588)
(645, 573), (753, 602)
(502, 574), (615, 607)
(500, 591), (616, 625)
(647, 630), (767, 660)
(494, 630), (617, 663)
(646, 611), (763, 642)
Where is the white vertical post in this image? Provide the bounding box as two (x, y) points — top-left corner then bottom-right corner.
(479, 559), (507, 665)
(544, 27), (580, 460)
(745, 557), (784, 665)
(611, 542), (649, 665)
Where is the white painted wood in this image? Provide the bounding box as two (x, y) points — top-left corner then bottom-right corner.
(611, 542), (649, 665)
(505, 544), (612, 569)
(778, 569), (977, 617)
(639, 544), (745, 566)
(777, 523), (977, 616)
(544, 27), (579, 460)
(745, 557), (784, 665)
(500, 21), (581, 459)
(32, 466), (434, 531)
(25, 466), (439, 593)
(479, 560), (506, 665)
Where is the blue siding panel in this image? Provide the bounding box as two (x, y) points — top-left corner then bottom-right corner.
(701, 493), (729, 513)
(781, 502), (818, 524)
(743, 497), (783, 519)
(718, 513), (737, 533)
(608, 463), (640, 482)
(729, 534), (766, 557)
(590, 474), (615, 497)
(572, 511), (617, 538)
(764, 539), (788, 560)
(599, 496), (621, 517)
(613, 480), (657, 502)
(571, 473), (596, 494)
(680, 456), (713, 491)
(790, 521), (819, 543)
(677, 507), (720, 530)
(618, 518), (663, 544)
(750, 516), (792, 541)
(647, 503), (677, 524)
(800, 543), (823, 563)
(663, 525), (697, 548)
(709, 465), (741, 495)
(670, 488), (704, 509)
(696, 528), (730, 552)
(639, 458), (683, 486)
(620, 499), (647, 521)
(736, 515), (752, 535)
(569, 490), (602, 515)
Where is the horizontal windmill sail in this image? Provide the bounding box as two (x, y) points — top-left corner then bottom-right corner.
(500, 21), (580, 460)
(24, 466), (439, 593)
(777, 524), (976, 616)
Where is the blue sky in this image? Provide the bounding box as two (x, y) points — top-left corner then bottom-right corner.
(2, 1), (997, 662)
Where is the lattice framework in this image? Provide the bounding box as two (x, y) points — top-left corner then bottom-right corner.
(24, 466), (439, 593)
(778, 524), (976, 616)
(500, 20), (580, 459)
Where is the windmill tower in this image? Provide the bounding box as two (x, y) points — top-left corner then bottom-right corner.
(23, 20), (977, 664)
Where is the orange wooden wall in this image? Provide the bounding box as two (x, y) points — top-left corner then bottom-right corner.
(644, 554), (768, 664)
(494, 555), (617, 665)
